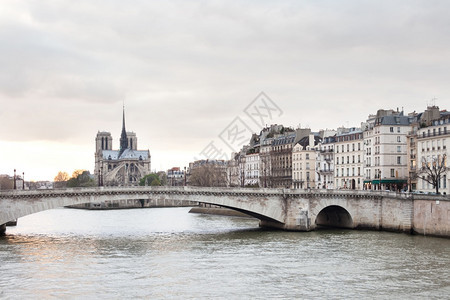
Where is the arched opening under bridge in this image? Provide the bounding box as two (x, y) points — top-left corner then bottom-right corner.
(315, 205), (353, 229)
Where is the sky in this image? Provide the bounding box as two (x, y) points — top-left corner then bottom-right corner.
(1, 0), (450, 182)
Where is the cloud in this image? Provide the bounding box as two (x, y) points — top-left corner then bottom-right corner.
(1, 0), (450, 179)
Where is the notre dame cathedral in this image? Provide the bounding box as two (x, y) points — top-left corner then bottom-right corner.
(94, 108), (151, 186)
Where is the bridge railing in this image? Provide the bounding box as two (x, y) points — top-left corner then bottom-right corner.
(1, 185), (448, 201)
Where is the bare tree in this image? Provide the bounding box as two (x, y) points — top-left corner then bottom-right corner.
(417, 154), (448, 194)
(0, 176), (13, 190)
(188, 164), (227, 187)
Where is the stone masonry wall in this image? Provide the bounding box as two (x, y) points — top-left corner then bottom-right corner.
(414, 199), (450, 237)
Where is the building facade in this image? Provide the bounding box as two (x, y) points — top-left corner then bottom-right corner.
(316, 135), (335, 189)
(416, 112), (450, 194)
(363, 109), (411, 191)
(292, 134), (321, 189)
(334, 128), (364, 190)
(167, 167), (185, 186)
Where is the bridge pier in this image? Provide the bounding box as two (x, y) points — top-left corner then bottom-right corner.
(0, 223), (6, 236)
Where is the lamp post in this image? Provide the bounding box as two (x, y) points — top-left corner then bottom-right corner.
(100, 163), (104, 186)
(22, 172), (25, 190)
(184, 166), (187, 186)
(13, 169), (16, 190)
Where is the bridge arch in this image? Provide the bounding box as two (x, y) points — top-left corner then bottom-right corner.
(315, 205), (353, 229)
(0, 187), (286, 230)
(309, 198), (357, 230)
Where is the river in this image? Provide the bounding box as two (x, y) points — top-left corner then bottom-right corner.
(1, 207), (449, 299)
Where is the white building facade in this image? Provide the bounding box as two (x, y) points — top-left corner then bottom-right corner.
(363, 110), (411, 191)
(334, 128), (364, 190)
(416, 114), (450, 194)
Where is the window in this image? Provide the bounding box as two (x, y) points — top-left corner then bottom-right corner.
(347, 144), (349, 152)
(390, 169), (395, 177)
(358, 167), (360, 176)
(397, 127), (400, 133)
(358, 155), (361, 163)
(390, 127), (394, 132)
(397, 156), (401, 164)
(342, 145), (344, 152)
(347, 168), (349, 176)
(347, 156), (349, 164)
(336, 169), (339, 176)
(397, 146), (401, 152)
(358, 143), (361, 150)
(397, 136), (401, 142)
(352, 143), (355, 151)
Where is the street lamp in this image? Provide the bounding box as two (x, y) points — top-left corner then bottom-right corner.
(22, 172), (25, 190)
(13, 169), (16, 190)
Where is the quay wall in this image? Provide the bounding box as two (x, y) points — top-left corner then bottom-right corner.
(413, 199), (450, 237)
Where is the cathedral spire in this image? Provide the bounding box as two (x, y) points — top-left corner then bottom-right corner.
(119, 104), (128, 156)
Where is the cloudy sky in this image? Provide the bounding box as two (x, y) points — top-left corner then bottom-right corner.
(1, 0), (450, 181)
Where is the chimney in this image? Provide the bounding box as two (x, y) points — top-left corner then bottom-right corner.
(309, 134), (315, 149)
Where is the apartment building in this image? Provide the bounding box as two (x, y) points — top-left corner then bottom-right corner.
(363, 109), (411, 191)
(416, 112), (450, 194)
(292, 133), (322, 189)
(334, 128), (364, 189)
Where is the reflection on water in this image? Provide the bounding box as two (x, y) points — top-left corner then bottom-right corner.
(1, 207), (449, 299)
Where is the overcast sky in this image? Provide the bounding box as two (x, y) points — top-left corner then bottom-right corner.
(1, 0), (450, 181)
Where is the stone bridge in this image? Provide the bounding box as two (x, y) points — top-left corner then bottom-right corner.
(1, 186), (449, 237)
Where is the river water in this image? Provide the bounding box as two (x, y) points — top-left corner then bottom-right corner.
(1, 207), (449, 299)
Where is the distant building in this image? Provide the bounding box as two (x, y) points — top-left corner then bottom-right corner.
(316, 134), (336, 189)
(292, 133), (322, 189)
(94, 108), (151, 186)
(244, 152), (260, 187)
(416, 109), (450, 194)
(363, 109), (411, 191)
(167, 167), (185, 186)
(334, 128), (364, 190)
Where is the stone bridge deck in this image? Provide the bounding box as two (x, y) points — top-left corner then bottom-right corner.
(1, 186), (449, 237)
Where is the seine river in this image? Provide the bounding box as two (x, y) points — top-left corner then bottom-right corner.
(1, 207), (449, 299)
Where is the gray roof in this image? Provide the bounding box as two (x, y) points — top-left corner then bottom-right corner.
(102, 149), (149, 161)
(377, 115), (411, 126)
(272, 133), (296, 146)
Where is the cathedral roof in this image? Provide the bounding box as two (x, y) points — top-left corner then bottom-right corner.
(102, 149), (149, 161)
